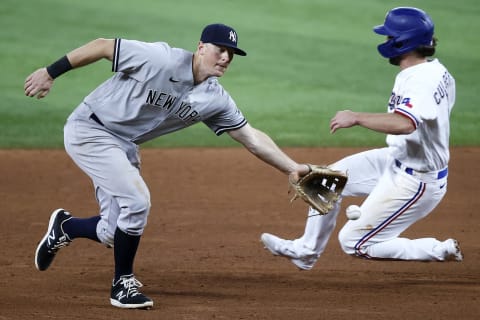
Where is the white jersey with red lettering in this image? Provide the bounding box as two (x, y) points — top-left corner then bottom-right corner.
(387, 58), (455, 171)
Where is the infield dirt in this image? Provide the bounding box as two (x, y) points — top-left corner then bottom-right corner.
(1, 147), (478, 320)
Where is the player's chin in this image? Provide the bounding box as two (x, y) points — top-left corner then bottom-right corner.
(213, 67), (227, 77)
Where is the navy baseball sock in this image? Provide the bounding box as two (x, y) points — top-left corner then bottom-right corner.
(113, 227), (141, 283)
(62, 216), (101, 242)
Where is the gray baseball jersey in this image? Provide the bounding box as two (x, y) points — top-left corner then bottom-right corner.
(64, 38), (248, 245)
(82, 39), (247, 144)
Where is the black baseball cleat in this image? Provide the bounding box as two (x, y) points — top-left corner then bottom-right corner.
(35, 208), (72, 271)
(110, 274), (154, 309)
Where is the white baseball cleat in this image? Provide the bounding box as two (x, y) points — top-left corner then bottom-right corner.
(443, 239), (463, 262)
(260, 233), (318, 270)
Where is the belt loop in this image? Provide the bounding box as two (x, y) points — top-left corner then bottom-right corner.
(437, 168), (448, 179)
(395, 159), (402, 168)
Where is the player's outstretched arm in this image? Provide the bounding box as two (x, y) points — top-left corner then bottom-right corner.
(24, 38), (115, 99)
(330, 110), (415, 135)
(227, 123), (310, 180)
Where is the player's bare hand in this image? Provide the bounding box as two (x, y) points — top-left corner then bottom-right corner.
(24, 68), (54, 99)
(330, 110), (358, 134)
(289, 164), (311, 183)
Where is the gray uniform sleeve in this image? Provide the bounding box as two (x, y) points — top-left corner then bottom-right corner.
(202, 89), (247, 135)
(112, 38), (170, 82)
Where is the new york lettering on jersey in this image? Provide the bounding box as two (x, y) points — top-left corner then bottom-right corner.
(145, 90), (177, 110)
(145, 89), (201, 123)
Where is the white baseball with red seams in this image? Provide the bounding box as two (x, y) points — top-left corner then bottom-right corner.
(346, 205), (361, 220)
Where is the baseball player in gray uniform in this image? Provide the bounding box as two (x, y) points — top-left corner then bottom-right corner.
(25, 23), (310, 309)
(261, 7), (463, 270)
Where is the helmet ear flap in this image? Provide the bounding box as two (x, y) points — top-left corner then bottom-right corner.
(393, 41), (404, 49)
(377, 40), (398, 58)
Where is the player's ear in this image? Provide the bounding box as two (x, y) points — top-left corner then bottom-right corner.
(197, 41), (207, 55)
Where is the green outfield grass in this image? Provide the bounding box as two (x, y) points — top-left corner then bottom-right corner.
(1, 0), (479, 148)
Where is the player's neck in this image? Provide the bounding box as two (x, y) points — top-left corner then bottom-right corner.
(192, 53), (203, 85)
(399, 54), (428, 70)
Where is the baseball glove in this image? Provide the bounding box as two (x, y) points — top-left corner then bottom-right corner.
(289, 165), (348, 215)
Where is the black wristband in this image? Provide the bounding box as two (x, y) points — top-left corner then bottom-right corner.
(46, 55), (73, 79)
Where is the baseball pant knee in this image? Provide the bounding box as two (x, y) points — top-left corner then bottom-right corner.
(338, 225), (357, 255)
(117, 197), (151, 235)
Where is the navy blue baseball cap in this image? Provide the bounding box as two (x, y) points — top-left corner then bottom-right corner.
(200, 23), (247, 56)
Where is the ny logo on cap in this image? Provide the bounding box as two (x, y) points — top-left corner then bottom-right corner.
(229, 30), (237, 43)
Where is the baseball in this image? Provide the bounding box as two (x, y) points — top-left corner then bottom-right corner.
(346, 205), (362, 220)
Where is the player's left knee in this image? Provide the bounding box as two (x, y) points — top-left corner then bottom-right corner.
(116, 199), (151, 236)
(338, 227), (356, 254)
(128, 198), (151, 217)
